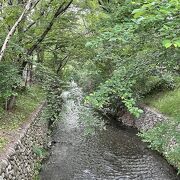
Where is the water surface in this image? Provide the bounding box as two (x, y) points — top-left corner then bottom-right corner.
(40, 85), (179, 180)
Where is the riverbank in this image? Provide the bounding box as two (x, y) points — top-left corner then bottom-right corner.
(0, 85), (48, 179)
(0, 85), (45, 152)
(120, 83), (180, 174)
(0, 102), (48, 179)
(142, 79), (180, 174)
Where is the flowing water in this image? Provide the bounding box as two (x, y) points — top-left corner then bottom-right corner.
(40, 84), (179, 180)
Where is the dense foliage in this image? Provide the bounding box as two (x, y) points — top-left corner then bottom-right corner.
(83, 0), (179, 117)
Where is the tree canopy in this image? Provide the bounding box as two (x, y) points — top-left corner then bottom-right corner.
(0, 0), (179, 114)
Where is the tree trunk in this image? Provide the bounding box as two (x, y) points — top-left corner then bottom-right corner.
(37, 47), (44, 63)
(5, 96), (16, 111)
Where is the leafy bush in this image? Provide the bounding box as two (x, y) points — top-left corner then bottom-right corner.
(135, 73), (175, 98)
(86, 68), (143, 118)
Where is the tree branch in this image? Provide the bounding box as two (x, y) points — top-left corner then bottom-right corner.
(98, 0), (110, 12)
(24, 0), (54, 33)
(31, 0), (41, 9)
(27, 0), (73, 56)
(56, 55), (68, 74)
(0, 0), (33, 62)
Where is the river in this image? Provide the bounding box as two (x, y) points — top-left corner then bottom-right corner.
(40, 83), (179, 180)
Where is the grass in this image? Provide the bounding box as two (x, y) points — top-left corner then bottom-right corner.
(0, 84), (45, 150)
(0, 137), (7, 150)
(144, 77), (180, 119)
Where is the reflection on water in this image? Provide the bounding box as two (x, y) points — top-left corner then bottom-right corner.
(40, 84), (179, 180)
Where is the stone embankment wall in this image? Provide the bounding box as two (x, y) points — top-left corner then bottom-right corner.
(120, 106), (167, 131)
(0, 102), (48, 180)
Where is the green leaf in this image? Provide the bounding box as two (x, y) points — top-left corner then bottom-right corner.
(173, 40), (180, 48)
(162, 40), (172, 48)
(132, 8), (143, 14)
(85, 42), (93, 48)
(132, 8), (146, 18)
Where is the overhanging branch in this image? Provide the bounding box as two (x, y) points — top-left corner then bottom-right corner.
(27, 0), (73, 56)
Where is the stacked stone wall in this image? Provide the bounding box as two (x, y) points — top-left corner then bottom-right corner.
(0, 102), (48, 180)
(120, 106), (167, 131)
